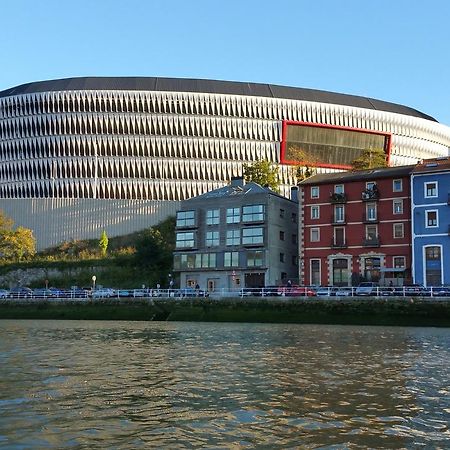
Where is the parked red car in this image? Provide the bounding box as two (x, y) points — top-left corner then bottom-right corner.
(277, 285), (316, 297)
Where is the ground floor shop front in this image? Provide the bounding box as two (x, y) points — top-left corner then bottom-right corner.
(303, 251), (412, 287)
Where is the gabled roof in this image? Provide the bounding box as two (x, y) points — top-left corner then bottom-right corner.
(299, 165), (415, 186)
(184, 181), (293, 203)
(413, 156), (450, 174)
(0, 76), (437, 122)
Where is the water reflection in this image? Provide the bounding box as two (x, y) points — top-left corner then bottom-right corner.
(0, 321), (449, 448)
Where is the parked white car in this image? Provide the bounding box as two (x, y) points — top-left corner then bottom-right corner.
(355, 282), (379, 296)
(92, 288), (116, 298)
(0, 289), (9, 298)
(335, 287), (354, 297)
(315, 286), (338, 296)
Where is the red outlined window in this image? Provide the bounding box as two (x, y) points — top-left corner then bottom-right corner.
(280, 121), (392, 170)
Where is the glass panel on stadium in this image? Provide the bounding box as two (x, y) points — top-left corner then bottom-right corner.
(283, 123), (389, 169)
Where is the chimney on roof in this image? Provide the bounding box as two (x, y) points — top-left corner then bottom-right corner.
(230, 176), (245, 188)
(290, 186), (299, 202)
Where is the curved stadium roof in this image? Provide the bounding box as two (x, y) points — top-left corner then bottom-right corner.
(0, 76), (437, 122)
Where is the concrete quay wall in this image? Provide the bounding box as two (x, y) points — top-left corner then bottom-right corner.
(1, 296), (450, 327)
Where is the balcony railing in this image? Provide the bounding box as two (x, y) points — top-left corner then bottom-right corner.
(362, 188), (380, 201)
(363, 237), (380, 247)
(331, 240), (347, 248)
(330, 193), (347, 203)
(331, 215), (346, 225)
(363, 214), (378, 223)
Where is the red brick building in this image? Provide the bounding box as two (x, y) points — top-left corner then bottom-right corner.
(299, 166), (414, 287)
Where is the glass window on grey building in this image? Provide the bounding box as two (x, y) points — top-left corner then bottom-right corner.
(247, 250), (264, 267)
(242, 227), (264, 245)
(176, 210), (195, 227)
(226, 229), (240, 246)
(176, 232), (195, 248)
(242, 205), (265, 222)
(226, 207), (241, 224)
(205, 231), (219, 246)
(206, 209), (220, 225)
(199, 253), (216, 268)
(224, 251), (239, 267)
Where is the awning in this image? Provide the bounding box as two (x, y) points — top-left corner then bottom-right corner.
(380, 268), (405, 272)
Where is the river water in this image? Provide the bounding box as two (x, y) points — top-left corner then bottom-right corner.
(0, 321), (449, 449)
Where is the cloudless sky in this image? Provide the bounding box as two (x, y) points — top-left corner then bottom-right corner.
(2, 0), (449, 124)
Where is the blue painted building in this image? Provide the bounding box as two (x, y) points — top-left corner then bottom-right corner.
(411, 157), (450, 286)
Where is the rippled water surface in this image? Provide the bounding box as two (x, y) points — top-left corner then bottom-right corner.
(0, 321), (449, 449)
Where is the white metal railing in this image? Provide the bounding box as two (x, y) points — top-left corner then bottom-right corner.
(3, 286), (450, 300)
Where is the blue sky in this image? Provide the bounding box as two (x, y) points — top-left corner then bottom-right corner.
(2, 0), (449, 124)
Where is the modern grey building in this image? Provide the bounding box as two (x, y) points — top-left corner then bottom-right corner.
(173, 178), (299, 290)
(1, 76), (449, 249)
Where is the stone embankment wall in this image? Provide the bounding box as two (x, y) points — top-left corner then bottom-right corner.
(1, 296), (449, 327)
(0, 268), (66, 288)
(0, 266), (103, 288)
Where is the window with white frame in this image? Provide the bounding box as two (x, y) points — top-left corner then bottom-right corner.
(366, 202), (377, 221)
(393, 223), (404, 238)
(426, 210), (438, 227)
(205, 231), (219, 246)
(393, 199), (403, 214)
(366, 181), (376, 190)
(311, 205), (320, 219)
(334, 184), (344, 194)
(424, 246), (442, 286)
(366, 224), (378, 240)
(393, 179), (403, 192)
(310, 227), (320, 242)
(334, 227), (345, 246)
(226, 229), (240, 246)
(310, 259), (321, 286)
(226, 207), (240, 224)
(393, 256), (405, 268)
(425, 182), (437, 198)
(206, 209), (220, 225)
(311, 186), (320, 198)
(334, 204), (345, 222)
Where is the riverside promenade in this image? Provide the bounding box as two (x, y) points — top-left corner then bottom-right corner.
(1, 296), (450, 327)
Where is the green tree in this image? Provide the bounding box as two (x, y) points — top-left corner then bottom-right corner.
(0, 210), (14, 232)
(295, 165), (316, 183)
(99, 230), (109, 257)
(0, 210), (36, 262)
(243, 160), (280, 192)
(0, 218), (36, 262)
(134, 217), (175, 286)
(351, 148), (388, 171)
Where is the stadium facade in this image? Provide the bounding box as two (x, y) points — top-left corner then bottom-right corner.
(1, 76), (449, 249)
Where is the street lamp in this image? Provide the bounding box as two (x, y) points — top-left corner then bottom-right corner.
(92, 275), (96, 291)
